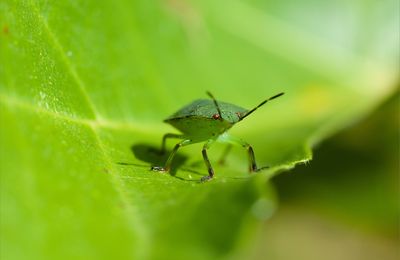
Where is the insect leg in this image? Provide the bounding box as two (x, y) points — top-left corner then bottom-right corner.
(160, 133), (185, 154)
(217, 144), (232, 165)
(218, 134), (266, 173)
(151, 139), (192, 172)
(246, 145), (258, 172)
(201, 140), (216, 182)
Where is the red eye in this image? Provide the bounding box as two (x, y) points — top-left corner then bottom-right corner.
(212, 114), (220, 120)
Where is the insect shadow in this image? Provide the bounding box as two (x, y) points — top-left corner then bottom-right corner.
(126, 143), (204, 181)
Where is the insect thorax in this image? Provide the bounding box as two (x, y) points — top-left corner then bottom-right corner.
(166, 117), (233, 141)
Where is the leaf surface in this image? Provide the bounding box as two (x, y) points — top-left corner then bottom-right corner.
(0, 0), (398, 259)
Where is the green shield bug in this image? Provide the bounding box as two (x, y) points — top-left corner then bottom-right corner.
(151, 91), (284, 182)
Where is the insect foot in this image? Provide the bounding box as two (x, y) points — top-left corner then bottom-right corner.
(254, 166), (270, 172)
(151, 166), (168, 173)
(200, 175), (213, 182)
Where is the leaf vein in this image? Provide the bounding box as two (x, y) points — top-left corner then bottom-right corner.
(29, 0), (100, 120)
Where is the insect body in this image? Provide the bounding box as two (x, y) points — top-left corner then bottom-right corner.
(151, 91), (284, 181)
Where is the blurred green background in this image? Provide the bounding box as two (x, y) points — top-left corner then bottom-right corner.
(0, 0), (399, 259)
(248, 91), (399, 260)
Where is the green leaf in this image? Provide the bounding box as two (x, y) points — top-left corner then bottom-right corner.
(0, 0), (398, 259)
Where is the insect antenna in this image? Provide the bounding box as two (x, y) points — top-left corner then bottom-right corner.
(239, 92), (284, 121)
(206, 91), (223, 120)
